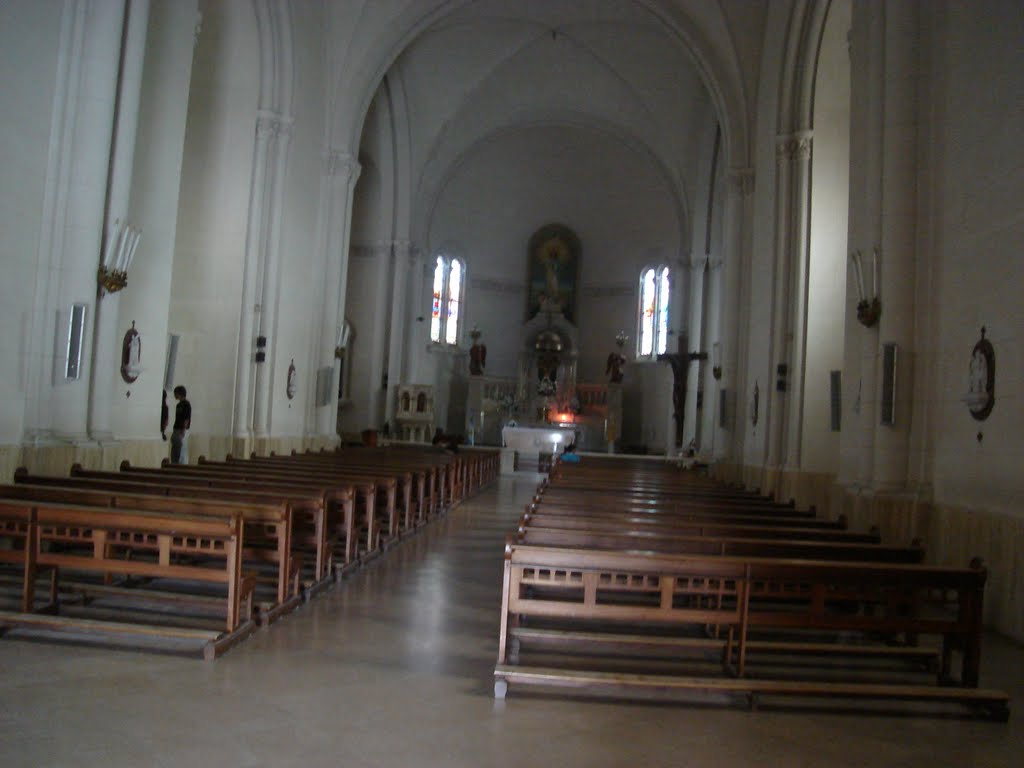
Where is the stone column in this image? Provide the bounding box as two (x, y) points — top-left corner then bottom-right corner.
(316, 151), (361, 437)
(783, 133), (813, 472)
(47, 1), (127, 442)
(406, 251), (428, 385)
(681, 257), (706, 450)
(765, 137), (794, 471)
(764, 131), (812, 480)
(717, 168), (753, 459)
(700, 258), (723, 454)
(231, 114), (275, 444)
(253, 115), (293, 441)
(88, 0), (150, 443)
(367, 243), (393, 430)
(847, 0), (887, 489)
(871, 0), (918, 491)
(384, 239), (413, 425)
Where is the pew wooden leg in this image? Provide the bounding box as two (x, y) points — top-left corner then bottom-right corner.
(494, 678), (508, 699)
(22, 515), (38, 613)
(508, 637), (521, 665)
(940, 636), (954, 683)
(48, 567), (59, 607)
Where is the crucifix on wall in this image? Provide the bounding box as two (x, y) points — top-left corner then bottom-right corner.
(657, 333), (705, 448)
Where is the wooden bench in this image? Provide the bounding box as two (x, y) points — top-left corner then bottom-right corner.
(76, 465), (362, 569)
(118, 463), (384, 557)
(199, 457), (404, 542)
(245, 453), (422, 534)
(513, 524), (924, 563)
(521, 509), (875, 542)
(4, 482), (305, 618)
(16, 469), (341, 586)
(493, 542), (1008, 718)
(527, 501), (850, 530)
(0, 498), (256, 659)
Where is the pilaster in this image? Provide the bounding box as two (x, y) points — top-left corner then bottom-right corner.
(88, 0), (151, 443)
(315, 150), (361, 437)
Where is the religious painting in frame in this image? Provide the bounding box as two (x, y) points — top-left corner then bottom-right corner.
(526, 223), (581, 324)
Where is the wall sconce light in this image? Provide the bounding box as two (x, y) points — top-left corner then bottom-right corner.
(851, 248), (881, 327)
(97, 265), (128, 294)
(711, 341), (722, 380)
(98, 220), (141, 297)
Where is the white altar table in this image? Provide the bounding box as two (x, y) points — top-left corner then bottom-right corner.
(501, 425), (579, 473)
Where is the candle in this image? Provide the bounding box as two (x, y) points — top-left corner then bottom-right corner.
(872, 247), (880, 298)
(852, 251), (866, 301)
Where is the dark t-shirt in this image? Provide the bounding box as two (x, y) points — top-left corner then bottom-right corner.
(174, 399), (191, 430)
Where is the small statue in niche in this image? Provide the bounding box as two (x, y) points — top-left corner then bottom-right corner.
(120, 321), (142, 383)
(469, 327), (486, 376)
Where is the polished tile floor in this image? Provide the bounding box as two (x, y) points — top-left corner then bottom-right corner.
(0, 476), (1021, 768)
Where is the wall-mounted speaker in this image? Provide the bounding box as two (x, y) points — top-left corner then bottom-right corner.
(315, 366), (334, 407)
(164, 334), (179, 390)
(880, 343), (897, 426)
(829, 370), (842, 432)
(64, 303), (87, 380)
(719, 388), (730, 429)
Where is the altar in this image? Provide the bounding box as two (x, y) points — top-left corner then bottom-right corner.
(501, 424), (580, 473)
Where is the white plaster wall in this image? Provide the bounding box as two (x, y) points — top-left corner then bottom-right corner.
(110, 0), (198, 442)
(266, 1), (328, 439)
(426, 125), (681, 387)
(168, 0), (259, 437)
(926, 0), (1024, 518)
(624, 362), (673, 453)
(800, 0), (850, 473)
(0, 1), (63, 442)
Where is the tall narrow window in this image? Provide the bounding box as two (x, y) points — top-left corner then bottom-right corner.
(639, 268), (656, 356)
(430, 256), (445, 343)
(446, 259), (462, 345)
(429, 255), (465, 346)
(657, 266), (670, 355)
(637, 265), (671, 357)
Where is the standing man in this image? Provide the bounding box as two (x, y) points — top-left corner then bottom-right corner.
(171, 385), (191, 464)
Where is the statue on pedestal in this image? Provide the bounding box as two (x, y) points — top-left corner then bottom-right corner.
(606, 331), (627, 384)
(469, 326), (486, 376)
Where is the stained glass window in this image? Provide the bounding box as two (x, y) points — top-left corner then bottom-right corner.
(639, 268), (656, 356)
(638, 265), (671, 357)
(446, 259), (462, 345)
(657, 266), (670, 355)
(430, 256), (444, 343)
(429, 255), (465, 346)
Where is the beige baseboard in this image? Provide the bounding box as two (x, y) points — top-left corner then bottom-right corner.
(710, 462), (1024, 643)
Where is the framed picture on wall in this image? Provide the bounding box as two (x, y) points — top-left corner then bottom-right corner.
(526, 223), (581, 324)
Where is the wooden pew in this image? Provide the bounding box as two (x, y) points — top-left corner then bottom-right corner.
(528, 500), (844, 529)
(71, 465), (363, 568)
(513, 525), (924, 563)
(493, 542), (1009, 719)
(244, 453), (421, 534)
(197, 457), (403, 541)
(0, 498), (256, 659)
(521, 509), (872, 541)
(4, 482), (305, 616)
(115, 463), (384, 556)
(16, 468), (343, 584)
(260, 451), (436, 527)
(0, 504), (44, 612)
